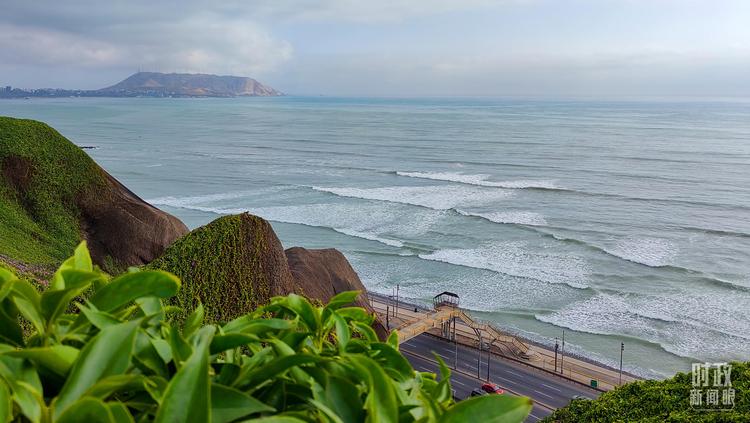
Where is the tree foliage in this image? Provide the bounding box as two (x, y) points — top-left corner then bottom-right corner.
(0, 242), (531, 422)
(545, 362), (749, 422)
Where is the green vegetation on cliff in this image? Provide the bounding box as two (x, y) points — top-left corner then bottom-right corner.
(545, 362), (749, 422)
(147, 213), (297, 323)
(0, 242), (532, 422)
(0, 116), (105, 267)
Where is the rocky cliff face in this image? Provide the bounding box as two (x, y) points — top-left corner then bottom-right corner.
(285, 247), (389, 339)
(148, 213), (387, 336)
(0, 117), (188, 272)
(101, 72), (282, 97)
(79, 170), (189, 268)
(1, 117), (385, 334)
(147, 213), (299, 322)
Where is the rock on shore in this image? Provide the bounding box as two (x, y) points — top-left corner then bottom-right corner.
(148, 213), (388, 337)
(0, 116), (188, 272)
(285, 247), (389, 339)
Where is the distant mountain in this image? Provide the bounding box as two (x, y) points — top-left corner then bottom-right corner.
(100, 72), (282, 97)
(0, 72), (283, 98)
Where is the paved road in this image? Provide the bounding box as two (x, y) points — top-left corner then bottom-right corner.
(401, 334), (601, 422)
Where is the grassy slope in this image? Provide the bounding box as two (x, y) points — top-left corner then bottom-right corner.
(545, 361), (749, 422)
(146, 214), (275, 323)
(0, 116), (105, 268)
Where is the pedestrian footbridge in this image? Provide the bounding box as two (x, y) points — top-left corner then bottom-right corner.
(392, 292), (533, 361)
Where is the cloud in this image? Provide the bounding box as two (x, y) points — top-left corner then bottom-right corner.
(1, 0), (748, 96)
(1, 2), (293, 79)
(250, 0), (501, 23)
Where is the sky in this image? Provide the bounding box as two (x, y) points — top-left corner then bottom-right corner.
(1, 0), (749, 97)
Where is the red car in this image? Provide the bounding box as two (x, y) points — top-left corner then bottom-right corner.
(481, 383), (505, 395)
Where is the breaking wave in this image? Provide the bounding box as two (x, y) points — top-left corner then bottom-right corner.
(395, 171), (562, 190)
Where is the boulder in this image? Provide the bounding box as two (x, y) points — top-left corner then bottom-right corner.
(285, 246), (389, 340)
(147, 213), (299, 322)
(0, 116), (187, 272)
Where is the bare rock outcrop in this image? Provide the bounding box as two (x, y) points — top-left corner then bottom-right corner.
(285, 246), (389, 340)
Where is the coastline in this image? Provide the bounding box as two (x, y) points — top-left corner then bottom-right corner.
(366, 290), (642, 391)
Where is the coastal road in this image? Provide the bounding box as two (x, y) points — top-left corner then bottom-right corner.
(402, 334), (601, 422)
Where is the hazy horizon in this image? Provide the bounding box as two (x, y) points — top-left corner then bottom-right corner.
(2, 0), (749, 98)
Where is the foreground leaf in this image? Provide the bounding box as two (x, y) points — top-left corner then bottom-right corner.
(438, 394), (532, 423)
(0, 382), (10, 423)
(56, 397), (114, 423)
(211, 383), (274, 423)
(53, 319), (141, 418)
(155, 326), (215, 423)
(4, 345), (80, 377)
(90, 271), (180, 313)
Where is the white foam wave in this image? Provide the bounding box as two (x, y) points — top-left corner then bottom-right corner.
(148, 193), (430, 249)
(458, 210), (548, 226)
(396, 171), (560, 190)
(311, 185), (512, 210)
(535, 292), (750, 361)
(335, 229), (404, 248)
(148, 190), (259, 208)
(418, 242), (590, 289)
(605, 237), (677, 267)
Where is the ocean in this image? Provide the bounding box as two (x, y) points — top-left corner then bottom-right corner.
(2, 96), (749, 378)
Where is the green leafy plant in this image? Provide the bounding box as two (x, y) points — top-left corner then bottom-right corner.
(544, 363), (749, 422)
(0, 242), (532, 422)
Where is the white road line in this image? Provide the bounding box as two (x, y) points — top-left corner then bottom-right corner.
(452, 379), (468, 388)
(506, 369), (526, 378)
(528, 412), (541, 421)
(541, 383), (562, 392)
(533, 389), (555, 399)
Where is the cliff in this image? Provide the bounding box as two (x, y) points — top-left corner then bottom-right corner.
(0, 116), (188, 274)
(147, 213), (299, 322)
(285, 247), (389, 339)
(1, 117), (385, 335)
(100, 72), (282, 97)
(148, 213), (388, 338)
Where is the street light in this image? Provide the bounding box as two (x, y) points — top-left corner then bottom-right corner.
(619, 342), (624, 385)
(560, 330), (565, 374)
(396, 284), (400, 318)
(477, 335), (483, 379)
(453, 317), (458, 370)
(486, 344), (491, 382)
(554, 338), (559, 373)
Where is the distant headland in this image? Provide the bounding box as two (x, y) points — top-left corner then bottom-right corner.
(0, 72), (283, 98)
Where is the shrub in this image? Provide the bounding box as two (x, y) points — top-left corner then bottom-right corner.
(0, 242), (532, 422)
(544, 362), (749, 422)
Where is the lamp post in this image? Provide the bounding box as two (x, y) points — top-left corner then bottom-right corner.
(560, 330), (565, 375)
(554, 338), (559, 373)
(619, 342), (624, 385)
(486, 343), (491, 382)
(477, 335), (483, 379)
(396, 284), (400, 318)
(453, 318), (458, 370)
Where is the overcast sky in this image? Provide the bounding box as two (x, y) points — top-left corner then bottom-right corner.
(2, 0), (749, 97)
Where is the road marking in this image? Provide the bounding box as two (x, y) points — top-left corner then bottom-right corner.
(401, 349), (558, 412)
(533, 389), (555, 399)
(452, 379), (468, 388)
(528, 412), (541, 421)
(541, 383), (562, 392)
(506, 369), (526, 378)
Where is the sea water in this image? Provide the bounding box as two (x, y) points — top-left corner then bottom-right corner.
(2, 96), (749, 378)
